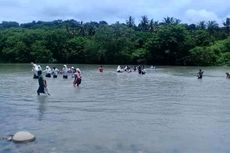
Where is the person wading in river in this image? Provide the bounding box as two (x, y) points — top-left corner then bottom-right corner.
(98, 65), (103, 73)
(226, 72), (230, 79)
(73, 68), (82, 87)
(37, 70), (50, 95)
(197, 69), (204, 79)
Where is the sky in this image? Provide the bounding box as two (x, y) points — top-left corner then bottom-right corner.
(0, 0), (229, 25)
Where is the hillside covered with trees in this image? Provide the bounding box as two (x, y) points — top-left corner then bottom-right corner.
(0, 16), (229, 65)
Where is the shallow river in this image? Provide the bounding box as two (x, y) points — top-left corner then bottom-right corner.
(1, 64), (230, 153)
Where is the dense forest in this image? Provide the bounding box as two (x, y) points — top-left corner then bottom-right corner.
(0, 16), (229, 65)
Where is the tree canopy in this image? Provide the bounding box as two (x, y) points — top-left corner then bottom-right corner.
(0, 17), (229, 65)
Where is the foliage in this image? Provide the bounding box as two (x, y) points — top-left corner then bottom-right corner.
(0, 17), (229, 65)
(188, 38), (230, 65)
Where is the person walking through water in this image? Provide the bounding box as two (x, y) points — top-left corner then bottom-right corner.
(31, 62), (39, 79)
(137, 65), (145, 75)
(37, 70), (50, 95)
(52, 67), (59, 78)
(62, 65), (68, 79)
(73, 68), (82, 87)
(98, 65), (103, 72)
(197, 69), (204, 79)
(226, 72), (230, 79)
(44, 66), (52, 78)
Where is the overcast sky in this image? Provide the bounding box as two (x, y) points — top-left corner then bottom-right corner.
(0, 0), (229, 25)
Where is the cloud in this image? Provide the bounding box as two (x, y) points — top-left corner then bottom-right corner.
(0, 0), (229, 24)
(185, 9), (221, 24)
(0, 0), (21, 7)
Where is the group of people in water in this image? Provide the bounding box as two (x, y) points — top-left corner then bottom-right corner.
(32, 62), (230, 96)
(31, 62), (83, 95)
(117, 65), (146, 74)
(197, 69), (230, 79)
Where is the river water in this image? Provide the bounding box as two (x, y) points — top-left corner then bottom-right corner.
(1, 64), (230, 153)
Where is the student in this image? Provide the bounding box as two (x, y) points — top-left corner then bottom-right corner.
(52, 67), (59, 78)
(133, 66), (137, 72)
(44, 66), (52, 78)
(44, 79), (50, 95)
(71, 67), (75, 73)
(37, 70), (50, 95)
(197, 69), (204, 79)
(73, 68), (82, 87)
(138, 65), (142, 74)
(98, 65), (103, 72)
(62, 65), (68, 79)
(117, 65), (123, 73)
(141, 65), (146, 74)
(124, 66), (131, 73)
(226, 72), (230, 79)
(38, 65), (42, 71)
(31, 62), (39, 79)
(37, 70), (45, 95)
(71, 67), (76, 78)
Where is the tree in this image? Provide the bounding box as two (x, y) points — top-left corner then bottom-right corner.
(66, 37), (87, 63)
(162, 17), (181, 25)
(192, 30), (215, 46)
(99, 21), (108, 25)
(44, 29), (69, 63)
(207, 20), (219, 34)
(0, 21), (19, 28)
(84, 22), (97, 36)
(197, 21), (206, 29)
(0, 17), (229, 65)
(138, 16), (149, 31)
(31, 40), (53, 63)
(65, 19), (81, 37)
(95, 23), (135, 64)
(126, 16), (135, 28)
(149, 19), (159, 32)
(189, 46), (218, 66)
(223, 18), (230, 36)
(131, 48), (148, 63)
(146, 24), (188, 65)
(187, 24), (197, 30)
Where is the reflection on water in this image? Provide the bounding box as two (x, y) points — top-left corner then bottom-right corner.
(37, 96), (48, 121)
(1, 64), (230, 153)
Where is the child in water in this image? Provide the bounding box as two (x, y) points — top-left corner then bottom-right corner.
(73, 68), (82, 87)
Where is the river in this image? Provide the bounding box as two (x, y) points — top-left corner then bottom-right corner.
(0, 64), (230, 153)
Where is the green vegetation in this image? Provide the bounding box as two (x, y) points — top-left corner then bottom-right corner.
(0, 17), (229, 65)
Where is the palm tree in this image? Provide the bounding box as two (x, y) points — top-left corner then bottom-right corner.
(138, 15), (149, 31)
(162, 17), (181, 25)
(223, 18), (230, 36)
(197, 21), (206, 29)
(126, 16), (135, 28)
(207, 20), (219, 34)
(77, 21), (85, 36)
(188, 24), (197, 30)
(149, 19), (159, 32)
